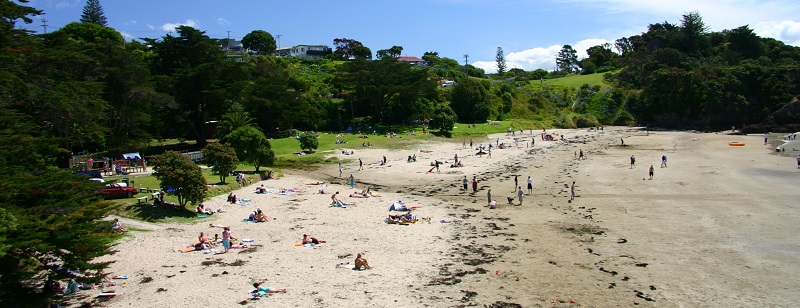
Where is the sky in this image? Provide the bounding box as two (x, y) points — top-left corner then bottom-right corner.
(18, 0), (800, 73)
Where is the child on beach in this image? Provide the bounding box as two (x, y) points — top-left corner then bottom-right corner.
(649, 165), (655, 180)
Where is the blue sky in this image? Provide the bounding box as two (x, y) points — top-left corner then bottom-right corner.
(20, 0), (800, 73)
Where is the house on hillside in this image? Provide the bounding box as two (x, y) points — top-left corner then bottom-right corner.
(276, 45), (332, 59)
(397, 56), (426, 66)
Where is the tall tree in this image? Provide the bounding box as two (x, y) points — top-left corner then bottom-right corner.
(80, 0), (107, 26)
(556, 45), (579, 73)
(450, 77), (491, 122)
(586, 43), (614, 68)
(226, 126), (275, 172)
(496, 47), (507, 75)
(333, 38), (364, 59)
(202, 142), (239, 184)
(422, 51), (440, 66)
(241, 30), (276, 55)
(678, 11), (709, 55)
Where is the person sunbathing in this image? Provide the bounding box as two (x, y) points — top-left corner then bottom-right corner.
(354, 253), (371, 270)
(252, 282), (286, 295)
(302, 234), (326, 245)
(253, 209), (268, 222)
(400, 211), (417, 223)
(256, 184), (266, 194)
(196, 204), (213, 215)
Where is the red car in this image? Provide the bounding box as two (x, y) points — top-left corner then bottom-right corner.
(100, 183), (139, 199)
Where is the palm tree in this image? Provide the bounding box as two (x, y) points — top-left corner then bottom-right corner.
(217, 102), (260, 141)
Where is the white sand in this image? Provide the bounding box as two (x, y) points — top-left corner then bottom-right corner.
(80, 128), (800, 307)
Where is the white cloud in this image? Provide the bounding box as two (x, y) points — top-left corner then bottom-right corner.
(54, 0), (80, 9)
(146, 24), (155, 30)
(119, 31), (134, 41)
(160, 19), (198, 32)
(124, 20), (138, 26)
(475, 38), (614, 73)
(754, 20), (800, 46)
(217, 18), (231, 26)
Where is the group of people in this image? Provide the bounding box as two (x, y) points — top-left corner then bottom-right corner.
(247, 208), (269, 222)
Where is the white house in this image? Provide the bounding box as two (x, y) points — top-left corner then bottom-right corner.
(277, 45), (332, 59)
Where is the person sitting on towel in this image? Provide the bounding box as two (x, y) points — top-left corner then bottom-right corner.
(256, 184), (266, 194)
(331, 191), (345, 207)
(196, 203), (213, 215)
(355, 253), (371, 270)
(253, 209), (268, 222)
(401, 210), (417, 223)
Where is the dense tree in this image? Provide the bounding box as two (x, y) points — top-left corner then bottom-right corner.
(678, 11), (709, 55)
(226, 127), (275, 171)
(80, 0), (107, 26)
(422, 51), (439, 66)
(298, 132), (319, 153)
(376, 45), (403, 59)
(431, 104), (457, 132)
(202, 142), (239, 184)
(496, 47), (507, 75)
(151, 151), (207, 207)
(352, 45), (372, 60)
(242, 30), (276, 55)
(450, 77), (491, 122)
(726, 25), (762, 59)
(333, 38), (364, 59)
(556, 45), (579, 73)
(337, 59), (439, 124)
(586, 43), (614, 68)
(217, 102), (259, 141)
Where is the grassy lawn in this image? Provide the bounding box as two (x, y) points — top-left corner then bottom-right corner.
(270, 130), (436, 165)
(530, 72), (613, 90)
(104, 169), (265, 223)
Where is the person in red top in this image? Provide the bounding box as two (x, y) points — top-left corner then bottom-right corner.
(471, 176), (478, 193)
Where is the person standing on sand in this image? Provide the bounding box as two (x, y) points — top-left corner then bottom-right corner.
(579, 149), (584, 160)
(472, 176), (478, 193)
(764, 134), (768, 145)
(383, 156), (387, 165)
(487, 148), (492, 158)
(487, 189), (492, 206)
(661, 155), (667, 168)
(338, 163), (343, 178)
(621, 138), (625, 146)
(649, 165), (655, 180)
(470, 139), (473, 148)
(570, 181), (576, 202)
(222, 227), (232, 253)
(514, 175), (518, 192)
(796, 155), (799, 169)
(359, 158), (363, 171)
(527, 176), (533, 194)
(517, 186), (524, 205)
(349, 174), (355, 188)
(630, 155), (636, 168)
(462, 176), (468, 192)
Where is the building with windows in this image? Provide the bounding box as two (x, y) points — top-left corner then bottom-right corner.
(276, 45), (332, 59)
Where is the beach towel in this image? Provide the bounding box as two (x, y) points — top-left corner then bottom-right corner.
(97, 292), (117, 297)
(196, 214), (209, 218)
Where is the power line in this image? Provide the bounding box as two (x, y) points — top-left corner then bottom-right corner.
(41, 18), (48, 34)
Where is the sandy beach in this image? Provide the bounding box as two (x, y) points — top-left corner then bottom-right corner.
(80, 127), (800, 307)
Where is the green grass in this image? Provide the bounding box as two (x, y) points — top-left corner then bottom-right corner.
(449, 121), (515, 138)
(104, 169), (264, 223)
(531, 72), (613, 90)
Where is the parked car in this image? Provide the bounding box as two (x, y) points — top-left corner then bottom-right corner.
(100, 183), (138, 199)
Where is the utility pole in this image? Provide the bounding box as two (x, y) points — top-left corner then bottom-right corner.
(463, 54), (469, 76)
(276, 34), (282, 55)
(226, 31), (231, 50)
(41, 18), (48, 34)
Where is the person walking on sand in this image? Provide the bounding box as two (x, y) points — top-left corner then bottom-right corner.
(796, 155), (799, 169)
(487, 189), (492, 206)
(338, 163), (343, 178)
(472, 176), (478, 193)
(527, 176), (533, 194)
(462, 176), (469, 192)
(630, 155), (636, 168)
(469, 139), (473, 148)
(661, 155), (667, 168)
(570, 181), (576, 202)
(517, 186), (524, 205)
(621, 138), (625, 146)
(359, 158), (363, 170)
(579, 149), (584, 160)
(487, 148), (492, 158)
(649, 165), (655, 180)
(764, 134), (768, 145)
(349, 174), (355, 188)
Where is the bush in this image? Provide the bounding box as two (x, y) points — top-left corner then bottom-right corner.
(575, 114), (600, 128)
(613, 110), (636, 126)
(298, 133), (319, 153)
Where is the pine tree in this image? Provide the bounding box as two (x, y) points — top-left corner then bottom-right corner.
(496, 47), (507, 75)
(80, 0), (107, 26)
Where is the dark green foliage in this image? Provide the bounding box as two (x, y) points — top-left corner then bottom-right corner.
(556, 45), (579, 73)
(202, 142), (239, 184)
(241, 30), (276, 55)
(80, 0), (107, 26)
(298, 133), (319, 152)
(496, 47), (507, 75)
(450, 78), (491, 123)
(226, 127), (275, 172)
(151, 151), (207, 207)
(431, 104), (457, 132)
